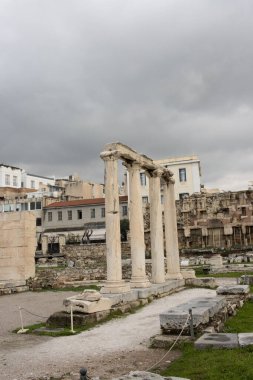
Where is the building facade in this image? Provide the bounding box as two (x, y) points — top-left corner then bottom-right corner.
(41, 196), (128, 253)
(136, 155), (201, 202)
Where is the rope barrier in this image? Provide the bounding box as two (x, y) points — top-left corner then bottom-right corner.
(19, 306), (48, 319)
(146, 313), (191, 372)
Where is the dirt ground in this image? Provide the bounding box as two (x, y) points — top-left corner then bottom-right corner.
(0, 288), (216, 380)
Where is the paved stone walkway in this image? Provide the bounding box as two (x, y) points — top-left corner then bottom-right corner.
(0, 288), (216, 380)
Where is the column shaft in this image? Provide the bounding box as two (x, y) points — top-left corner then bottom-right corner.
(163, 181), (182, 279)
(101, 154), (130, 293)
(128, 163), (150, 288)
(149, 171), (165, 284)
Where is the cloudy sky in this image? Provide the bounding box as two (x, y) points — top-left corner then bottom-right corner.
(1, 0), (253, 190)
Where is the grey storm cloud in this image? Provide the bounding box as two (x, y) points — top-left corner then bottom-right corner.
(0, 0), (253, 190)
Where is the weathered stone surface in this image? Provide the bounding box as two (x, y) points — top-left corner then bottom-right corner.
(180, 269), (196, 279)
(239, 275), (253, 285)
(138, 279), (184, 299)
(0, 212), (36, 282)
(238, 333), (253, 347)
(160, 296), (225, 333)
(195, 333), (239, 349)
(150, 334), (192, 349)
(63, 292), (112, 313)
(112, 371), (190, 380)
(47, 309), (110, 327)
(216, 285), (250, 295)
(185, 277), (217, 289)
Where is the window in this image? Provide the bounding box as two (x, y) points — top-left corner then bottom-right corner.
(241, 207), (247, 217)
(77, 210), (82, 219)
(140, 173), (146, 186)
(122, 205), (128, 216)
(68, 210), (72, 220)
(13, 176), (18, 186)
(179, 168), (187, 182)
(30, 202), (35, 210)
(36, 218), (42, 226)
(101, 207), (105, 218)
(21, 203), (28, 211)
(142, 196), (149, 204)
(58, 211), (62, 221)
(179, 193), (189, 200)
(5, 174), (10, 186)
(48, 212), (52, 222)
(161, 195), (164, 204)
(36, 201), (42, 210)
(31, 180), (35, 189)
(90, 208), (95, 218)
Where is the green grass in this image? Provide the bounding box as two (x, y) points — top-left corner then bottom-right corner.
(161, 343), (253, 380)
(160, 299), (253, 379)
(34, 284), (101, 292)
(196, 270), (253, 278)
(13, 303), (147, 337)
(224, 301), (253, 333)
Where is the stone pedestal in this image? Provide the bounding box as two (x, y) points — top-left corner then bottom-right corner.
(163, 181), (183, 279)
(149, 169), (165, 284)
(128, 162), (150, 288)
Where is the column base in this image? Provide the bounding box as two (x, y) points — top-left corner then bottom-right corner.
(100, 280), (131, 294)
(166, 272), (184, 280)
(130, 277), (151, 288)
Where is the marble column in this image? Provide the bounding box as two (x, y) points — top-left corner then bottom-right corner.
(163, 180), (183, 279)
(127, 162), (150, 288)
(100, 152), (130, 293)
(149, 169), (165, 284)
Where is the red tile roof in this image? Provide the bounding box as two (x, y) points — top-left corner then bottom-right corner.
(46, 195), (128, 208)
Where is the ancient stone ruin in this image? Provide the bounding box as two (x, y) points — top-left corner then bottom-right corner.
(0, 212), (36, 295)
(100, 142), (183, 294)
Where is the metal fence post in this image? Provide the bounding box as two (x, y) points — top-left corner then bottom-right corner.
(80, 368), (87, 380)
(189, 308), (194, 339)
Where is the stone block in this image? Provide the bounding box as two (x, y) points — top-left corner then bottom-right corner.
(180, 269), (196, 279)
(64, 295), (112, 313)
(216, 285), (250, 295)
(195, 333), (239, 349)
(238, 333), (253, 347)
(160, 296), (225, 333)
(185, 277), (217, 289)
(240, 275), (253, 285)
(111, 371), (190, 380)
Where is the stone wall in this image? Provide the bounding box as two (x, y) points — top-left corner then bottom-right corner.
(29, 242), (134, 289)
(143, 190), (253, 252)
(0, 212), (36, 281)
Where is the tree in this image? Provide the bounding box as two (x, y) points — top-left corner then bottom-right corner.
(120, 219), (129, 241)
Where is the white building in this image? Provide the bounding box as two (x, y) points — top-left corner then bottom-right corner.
(0, 163), (55, 190)
(21, 173), (55, 190)
(0, 164), (23, 188)
(139, 155), (202, 202)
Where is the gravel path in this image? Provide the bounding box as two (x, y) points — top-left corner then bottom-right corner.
(0, 288), (216, 380)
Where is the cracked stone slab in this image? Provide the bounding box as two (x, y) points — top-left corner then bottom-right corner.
(195, 333), (239, 349)
(238, 333), (253, 347)
(160, 296), (225, 332)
